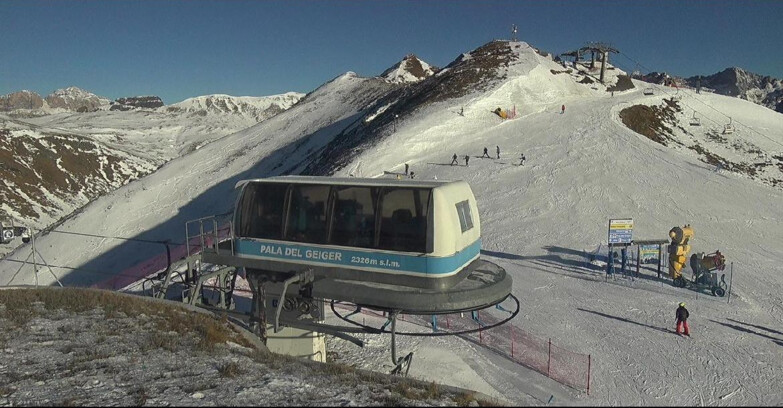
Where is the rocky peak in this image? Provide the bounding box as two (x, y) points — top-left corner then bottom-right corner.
(686, 67), (783, 112)
(45, 87), (110, 112)
(111, 96), (164, 111)
(380, 54), (437, 84)
(0, 90), (44, 111)
(636, 67), (783, 113)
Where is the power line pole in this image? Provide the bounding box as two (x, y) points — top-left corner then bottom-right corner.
(511, 24), (518, 42)
(30, 227), (39, 287)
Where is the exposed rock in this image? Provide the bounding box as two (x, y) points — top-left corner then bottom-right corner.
(113, 96), (164, 109)
(0, 90), (44, 111)
(380, 54), (438, 84)
(44, 86), (110, 112)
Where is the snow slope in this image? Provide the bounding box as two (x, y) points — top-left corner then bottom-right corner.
(21, 92), (305, 161)
(2, 41), (783, 406)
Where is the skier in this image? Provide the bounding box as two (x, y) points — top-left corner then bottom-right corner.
(464, 155), (470, 166)
(519, 153), (526, 166)
(451, 154), (458, 166)
(459, 107), (464, 116)
(482, 147), (490, 158)
(496, 145), (500, 159)
(410, 171), (415, 179)
(404, 163), (409, 175)
(675, 302), (690, 336)
(561, 104), (566, 114)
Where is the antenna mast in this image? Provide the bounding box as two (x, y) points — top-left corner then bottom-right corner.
(511, 24), (518, 42)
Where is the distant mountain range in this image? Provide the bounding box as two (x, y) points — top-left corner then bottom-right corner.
(636, 67), (783, 113)
(0, 87), (304, 117)
(0, 53), (432, 233)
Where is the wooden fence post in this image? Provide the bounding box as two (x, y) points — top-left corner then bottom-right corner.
(587, 354), (592, 395)
(547, 338), (552, 377)
(510, 325), (515, 358)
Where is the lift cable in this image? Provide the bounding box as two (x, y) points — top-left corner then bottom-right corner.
(616, 51), (783, 150)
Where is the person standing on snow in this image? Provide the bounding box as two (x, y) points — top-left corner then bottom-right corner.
(519, 153), (526, 166)
(451, 154), (458, 166)
(676, 302), (690, 336)
(404, 163), (409, 175)
(561, 104), (566, 114)
(482, 147), (490, 158)
(496, 145), (501, 159)
(465, 155), (470, 166)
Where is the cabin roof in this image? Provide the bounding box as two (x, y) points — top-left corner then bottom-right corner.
(235, 176), (458, 190)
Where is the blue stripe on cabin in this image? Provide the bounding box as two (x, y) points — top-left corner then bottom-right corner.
(235, 238), (481, 276)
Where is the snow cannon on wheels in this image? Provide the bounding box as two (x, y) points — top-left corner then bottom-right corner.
(668, 224), (693, 286)
(688, 251), (728, 297)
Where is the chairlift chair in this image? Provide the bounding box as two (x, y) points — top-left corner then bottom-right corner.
(689, 112), (701, 126)
(723, 117), (734, 134)
(673, 88), (682, 101)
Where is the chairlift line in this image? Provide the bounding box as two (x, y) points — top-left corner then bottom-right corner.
(617, 49), (783, 149)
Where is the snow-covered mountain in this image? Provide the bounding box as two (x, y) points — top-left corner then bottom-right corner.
(2, 40), (783, 406)
(380, 54), (437, 84)
(638, 67), (783, 113)
(686, 67), (783, 113)
(44, 86), (111, 112)
(0, 91), (306, 241)
(0, 117), (160, 229)
(1, 87), (111, 114)
(166, 92), (303, 121)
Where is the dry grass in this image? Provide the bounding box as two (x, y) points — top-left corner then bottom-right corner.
(217, 361), (242, 378)
(0, 127), (153, 219)
(129, 385), (148, 406)
(0, 287), (254, 351)
(0, 288), (493, 406)
(452, 391), (477, 406)
(619, 99), (682, 147)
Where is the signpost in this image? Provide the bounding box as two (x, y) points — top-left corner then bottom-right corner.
(608, 218), (634, 244)
(634, 239), (668, 279)
(607, 218), (633, 277)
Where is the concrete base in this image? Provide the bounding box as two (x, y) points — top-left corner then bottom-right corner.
(266, 325), (326, 363)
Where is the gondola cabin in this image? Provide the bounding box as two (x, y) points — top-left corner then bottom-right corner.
(231, 176), (482, 290)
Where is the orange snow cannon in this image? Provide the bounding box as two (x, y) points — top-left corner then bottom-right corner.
(668, 224), (693, 280)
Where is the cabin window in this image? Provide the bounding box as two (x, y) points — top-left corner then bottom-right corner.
(284, 184), (331, 243)
(456, 200), (473, 233)
(330, 186), (379, 248)
(378, 188), (429, 252)
(237, 183), (288, 239)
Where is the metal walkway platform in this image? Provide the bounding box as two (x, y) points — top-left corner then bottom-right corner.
(311, 260), (511, 314)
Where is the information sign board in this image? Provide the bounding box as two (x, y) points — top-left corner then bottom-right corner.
(608, 218), (634, 244)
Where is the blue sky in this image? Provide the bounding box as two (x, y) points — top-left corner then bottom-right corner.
(2, 0), (781, 104)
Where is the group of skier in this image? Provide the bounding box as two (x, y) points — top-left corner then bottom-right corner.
(451, 146), (526, 166)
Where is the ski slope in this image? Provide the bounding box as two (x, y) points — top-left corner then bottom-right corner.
(2, 42), (783, 406)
